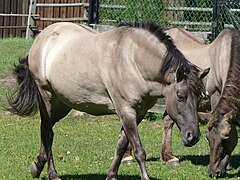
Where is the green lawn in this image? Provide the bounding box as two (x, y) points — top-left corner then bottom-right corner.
(0, 38), (240, 180)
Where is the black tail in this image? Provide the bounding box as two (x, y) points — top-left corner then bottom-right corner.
(8, 56), (41, 116)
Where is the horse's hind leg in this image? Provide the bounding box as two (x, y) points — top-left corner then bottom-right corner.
(107, 129), (129, 180)
(121, 142), (134, 164)
(30, 91), (71, 179)
(161, 115), (179, 166)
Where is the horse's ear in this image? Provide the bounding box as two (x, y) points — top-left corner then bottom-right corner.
(199, 67), (210, 79)
(176, 65), (186, 82)
(223, 109), (238, 123)
(220, 110), (237, 139)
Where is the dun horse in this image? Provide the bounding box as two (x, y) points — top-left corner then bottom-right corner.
(206, 29), (240, 178)
(8, 22), (209, 180)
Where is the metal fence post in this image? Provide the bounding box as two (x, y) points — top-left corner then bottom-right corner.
(211, 0), (219, 40)
(88, 0), (99, 26)
(26, 0), (37, 39)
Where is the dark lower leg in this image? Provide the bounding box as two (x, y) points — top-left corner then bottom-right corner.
(161, 115), (177, 162)
(29, 141), (47, 178)
(107, 130), (129, 180)
(44, 128), (59, 180)
(123, 143), (133, 158)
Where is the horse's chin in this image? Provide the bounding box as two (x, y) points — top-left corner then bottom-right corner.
(208, 155), (229, 178)
(182, 137), (199, 147)
(208, 168), (226, 178)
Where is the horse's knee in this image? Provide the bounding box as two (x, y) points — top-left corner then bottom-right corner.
(134, 147), (146, 162)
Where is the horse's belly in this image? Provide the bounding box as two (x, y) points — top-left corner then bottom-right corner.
(54, 86), (116, 115)
(72, 102), (116, 115)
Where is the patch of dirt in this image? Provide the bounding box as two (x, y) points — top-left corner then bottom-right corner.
(0, 75), (16, 86)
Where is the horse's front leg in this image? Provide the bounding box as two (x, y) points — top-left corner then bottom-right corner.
(161, 115), (179, 166)
(107, 108), (149, 180)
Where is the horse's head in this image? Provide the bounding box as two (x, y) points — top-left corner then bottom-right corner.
(164, 65), (209, 147)
(206, 110), (238, 178)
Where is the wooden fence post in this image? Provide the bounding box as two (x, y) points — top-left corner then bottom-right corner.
(26, 0), (37, 39)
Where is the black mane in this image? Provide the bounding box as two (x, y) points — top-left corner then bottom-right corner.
(118, 22), (191, 78)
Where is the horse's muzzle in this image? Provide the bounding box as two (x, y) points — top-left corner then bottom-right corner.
(182, 131), (200, 147)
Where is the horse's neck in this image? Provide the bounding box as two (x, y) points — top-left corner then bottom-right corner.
(130, 29), (168, 80)
(166, 28), (207, 69)
(208, 32), (232, 93)
(166, 28), (204, 51)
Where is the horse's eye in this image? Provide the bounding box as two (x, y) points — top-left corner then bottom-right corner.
(177, 92), (185, 102)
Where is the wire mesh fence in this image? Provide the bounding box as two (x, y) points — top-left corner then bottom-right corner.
(99, 0), (213, 32)
(98, 0), (240, 35)
(218, 0), (240, 30)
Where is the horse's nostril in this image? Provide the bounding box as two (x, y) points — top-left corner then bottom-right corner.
(215, 170), (222, 177)
(208, 173), (213, 178)
(186, 131), (193, 142)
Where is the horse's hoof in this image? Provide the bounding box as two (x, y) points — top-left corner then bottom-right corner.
(106, 177), (117, 180)
(121, 155), (134, 165)
(167, 157), (179, 166)
(29, 162), (41, 178)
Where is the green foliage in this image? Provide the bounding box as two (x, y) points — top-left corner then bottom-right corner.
(99, 0), (166, 26)
(0, 38), (33, 78)
(145, 112), (163, 121)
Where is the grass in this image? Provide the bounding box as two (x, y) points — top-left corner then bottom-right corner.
(0, 37), (33, 78)
(0, 37), (240, 180)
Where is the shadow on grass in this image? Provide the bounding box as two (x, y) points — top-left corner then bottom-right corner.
(179, 154), (240, 179)
(179, 154), (240, 167)
(41, 174), (160, 180)
(229, 154), (240, 169)
(179, 154), (209, 166)
(146, 157), (160, 162)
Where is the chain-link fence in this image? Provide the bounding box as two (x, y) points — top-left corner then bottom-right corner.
(218, 0), (240, 30)
(95, 0), (240, 39)
(99, 0), (213, 32)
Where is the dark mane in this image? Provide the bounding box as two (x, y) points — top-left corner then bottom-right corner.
(118, 22), (191, 78)
(208, 29), (240, 128)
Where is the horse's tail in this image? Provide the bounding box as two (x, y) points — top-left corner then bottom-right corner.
(8, 56), (41, 116)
